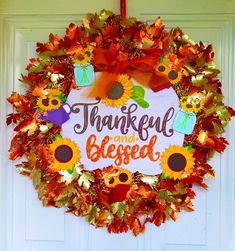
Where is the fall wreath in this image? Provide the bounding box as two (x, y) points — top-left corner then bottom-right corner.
(7, 10), (235, 235)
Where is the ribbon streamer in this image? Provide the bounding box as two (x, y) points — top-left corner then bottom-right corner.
(120, 0), (126, 20)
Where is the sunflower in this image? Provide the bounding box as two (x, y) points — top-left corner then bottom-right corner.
(48, 89), (61, 98)
(104, 167), (133, 187)
(155, 60), (182, 84)
(37, 89), (62, 110)
(155, 61), (170, 75)
(160, 145), (195, 180)
(84, 47), (93, 62)
(102, 74), (133, 107)
(167, 69), (182, 84)
(37, 96), (53, 110)
(49, 138), (80, 172)
(180, 96), (203, 113)
(49, 96), (61, 110)
(193, 98), (204, 113)
(72, 52), (89, 65)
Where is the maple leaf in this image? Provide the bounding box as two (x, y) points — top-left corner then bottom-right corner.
(36, 33), (62, 53)
(132, 219), (142, 236)
(6, 113), (21, 125)
(111, 202), (127, 219)
(7, 92), (31, 112)
(64, 23), (79, 47)
(86, 205), (99, 223)
(55, 186), (76, 207)
(31, 168), (42, 188)
(78, 172), (94, 190)
(140, 175), (158, 188)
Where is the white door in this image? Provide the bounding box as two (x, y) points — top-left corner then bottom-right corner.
(1, 1), (235, 251)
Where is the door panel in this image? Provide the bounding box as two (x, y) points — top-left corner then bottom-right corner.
(1, 2), (234, 251)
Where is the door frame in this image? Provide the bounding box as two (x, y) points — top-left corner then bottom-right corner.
(0, 13), (235, 251)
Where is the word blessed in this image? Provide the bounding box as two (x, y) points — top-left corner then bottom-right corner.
(71, 100), (175, 141)
(86, 134), (160, 166)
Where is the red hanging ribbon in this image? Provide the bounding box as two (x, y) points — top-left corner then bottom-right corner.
(120, 0), (126, 20)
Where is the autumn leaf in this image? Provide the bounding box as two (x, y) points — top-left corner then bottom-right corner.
(140, 175), (159, 188)
(78, 172), (95, 190)
(31, 168), (42, 188)
(86, 205), (99, 223)
(64, 23), (79, 47)
(111, 202), (127, 219)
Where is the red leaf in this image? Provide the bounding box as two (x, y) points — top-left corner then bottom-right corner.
(64, 23), (79, 47)
(205, 44), (214, 63)
(211, 136), (228, 153)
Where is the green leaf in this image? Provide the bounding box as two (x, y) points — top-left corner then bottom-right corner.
(111, 202), (127, 219)
(132, 85), (145, 98)
(28, 64), (44, 73)
(86, 205), (99, 223)
(191, 74), (208, 86)
(78, 172), (95, 190)
(173, 183), (187, 195)
(38, 52), (51, 61)
(32, 169), (41, 188)
(55, 186), (76, 202)
(54, 134), (62, 140)
(131, 85), (150, 108)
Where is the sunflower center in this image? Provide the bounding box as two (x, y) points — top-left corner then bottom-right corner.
(51, 99), (59, 106)
(42, 98), (49, 106)
(168, 70), (178, 80)
(158, 65), (166, 72)
(78, 54), (85, 61)
(85, 51), (91, 57)
(119, 173), (128, 182)
(167, 153), (187, 172)
(107, 82), (124, 100)
(55, 145), (73, 163)
(109, 178), (115, 184)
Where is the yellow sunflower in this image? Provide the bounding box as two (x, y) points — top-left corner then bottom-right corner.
(37, 96), (53, 110)
(84, 47), (93, 62)
(193, 98), (204, 113)
(160, 145), (195, 180)
(155, 61), (170, 75)
(49, 96), (61, 110)
(102, 74), (133, 108)
(49, 138), (80, 172)
(167, 69), (182, 84)
(72, 52), (89, 65)
(48, 89), (61, 98)
(180, 96), (203, 113)
(104, 167), (133, 187)
(37, 89), (62, 111)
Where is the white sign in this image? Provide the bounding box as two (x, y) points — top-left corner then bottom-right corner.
(62, 82), (184, 175)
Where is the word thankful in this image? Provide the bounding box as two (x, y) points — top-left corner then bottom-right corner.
(71, 100), (175, 141)
(86, 134), (160, 166)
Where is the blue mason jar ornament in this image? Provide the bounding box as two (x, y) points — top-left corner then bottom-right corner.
(173, 96), (203, 135)
(74, 63), (95, 87)
(71, 47), (95, 87)
(173, 109), (197, 135)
